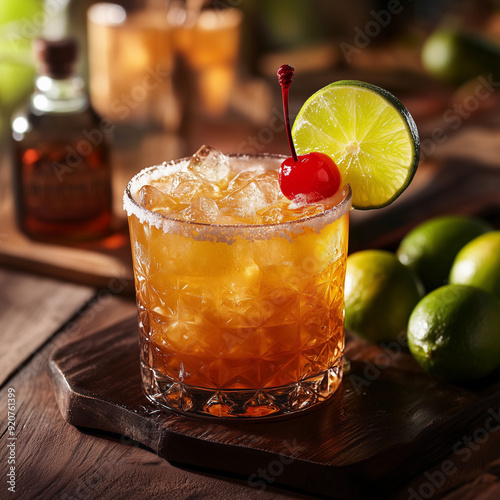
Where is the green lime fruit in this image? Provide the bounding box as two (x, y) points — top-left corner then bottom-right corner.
(292, 80), (419, 210)
(449, 231), (500, 300)
(408, 284), (500, 382)
(0, 0), (42, 24)
(397, 215), (493, 293)
(0, 63), (35, 108)
(344, 250), (424, 343)
(0, 0), (43, 109)
(422, 28), (500, 85)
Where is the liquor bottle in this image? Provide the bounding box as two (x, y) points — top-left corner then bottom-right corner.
(11, 37), (113, 242)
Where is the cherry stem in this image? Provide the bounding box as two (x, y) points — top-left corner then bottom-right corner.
(278, 65), (298, 162)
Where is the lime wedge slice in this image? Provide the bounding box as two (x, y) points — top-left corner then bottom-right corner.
(292, 80), (420, 209)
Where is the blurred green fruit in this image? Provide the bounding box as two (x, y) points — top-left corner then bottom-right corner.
(0, 63), (35, 108)
(422, 28), (500, 85)
(0, 0), (43, 109)
(0, 0), (43, 23)
(397, 215), (492, 292)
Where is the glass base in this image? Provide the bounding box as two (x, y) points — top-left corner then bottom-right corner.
(140, 358), (343, 419)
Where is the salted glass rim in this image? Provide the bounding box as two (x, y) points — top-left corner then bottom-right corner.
(123, 153), (352, 234)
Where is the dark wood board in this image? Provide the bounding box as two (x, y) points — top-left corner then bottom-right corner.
(49, 315), (500, 499)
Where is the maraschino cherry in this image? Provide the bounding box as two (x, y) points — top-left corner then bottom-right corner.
(277, 64), (341, 203)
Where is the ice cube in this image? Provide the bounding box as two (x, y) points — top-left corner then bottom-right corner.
(179, 196), (220, 223)
(228, 170), (281, 204)
(227, 167), (265, 192)
(253, 171), (281, 204)
(256, 201), (287, 224)
(139, 185), (179, 213)
(215, 214), (240, 225)
(149, 177), (176, 196)
(256, 197), (324, 224)
(188, 145), (230, 184)
(169, 169), (219, 202)
(285, 199), (325, 219)
(219, 181), (268, 222)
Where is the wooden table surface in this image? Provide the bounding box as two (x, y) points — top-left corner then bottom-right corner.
(3, 85), (500, 500)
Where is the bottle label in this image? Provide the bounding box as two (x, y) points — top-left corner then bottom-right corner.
(22, 160), (111, 223)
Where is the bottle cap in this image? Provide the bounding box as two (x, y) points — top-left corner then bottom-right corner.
(34, 38), (78, 79)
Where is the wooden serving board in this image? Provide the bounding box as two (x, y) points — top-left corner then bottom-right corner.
(49, 316), (500, 499)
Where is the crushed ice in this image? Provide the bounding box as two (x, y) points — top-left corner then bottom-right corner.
(127, 146), (339, 226)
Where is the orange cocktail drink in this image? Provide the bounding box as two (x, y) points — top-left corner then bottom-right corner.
(124, 148), (351, 418)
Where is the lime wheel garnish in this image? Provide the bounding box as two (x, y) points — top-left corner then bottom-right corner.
(292, 80), (419, 209)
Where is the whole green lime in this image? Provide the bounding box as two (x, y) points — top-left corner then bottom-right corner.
(449, 231), (500, 300)
(422, 28), (500, 85)
(396, 216), (492, 293)
(408, 284), (500, 382)
(344, 250), (423, 343)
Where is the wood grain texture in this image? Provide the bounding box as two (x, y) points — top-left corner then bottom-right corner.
(0, 206), (134, 292)
(1, 295), (312, 500)
(440, 474), (500, 500)
(1, 366), (312, 500)
(0, 268), (94, 385)
(2, 99), (500, 499)
(4, 291), (500, 500)
(49, 316), (500, 499)
(392, 418), (500, 499)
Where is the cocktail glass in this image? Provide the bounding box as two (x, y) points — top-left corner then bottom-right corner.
(171, 6), (242, 117)
(87, 3), (179, 130)
(124, 153), (351, 418)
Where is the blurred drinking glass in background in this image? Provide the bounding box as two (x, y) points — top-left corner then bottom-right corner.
(169, 1), (242, 118)
(87, 1), (242, 134)
(87, 2), (179, 131)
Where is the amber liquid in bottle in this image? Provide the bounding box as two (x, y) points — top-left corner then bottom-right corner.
(11, 38), (113, 242)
